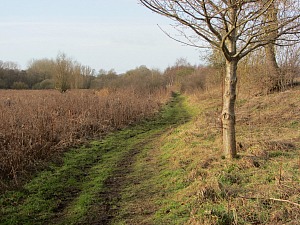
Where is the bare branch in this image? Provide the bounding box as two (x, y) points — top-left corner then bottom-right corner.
(157, 24), (211, 49)
(140, 0), (300, 61)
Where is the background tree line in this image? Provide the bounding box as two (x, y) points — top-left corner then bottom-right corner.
(0, 54), (208, 93)
(1, 46), (299, 95)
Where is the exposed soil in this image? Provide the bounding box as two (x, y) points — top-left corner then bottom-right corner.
(83, 133), (163, 225)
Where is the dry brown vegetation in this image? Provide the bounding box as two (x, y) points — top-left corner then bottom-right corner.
(0, 88), (170, 189)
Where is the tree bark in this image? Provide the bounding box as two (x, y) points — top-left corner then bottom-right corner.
(222, 59), (238, 159)
(265, 43), (281, 92)
(264, 2), (281, 92)
(265, 44), (279, 72)
(221, 2), (238, 159)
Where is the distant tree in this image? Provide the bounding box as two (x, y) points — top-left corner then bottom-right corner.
(0, 78), (7, 89)
(12, 81), (29, 90)
(0, 60), (22, 89)
(27, 59), (55, 79)
(0, 69), (19, 89)
(54, 53), (73, 92)
(140, 0), (300, 158)
(164, 58), (195, 87)
(92, 69), (119, 89)
(80, 65), (95, 89)
(33, 79), (55, 89)
(97, 69), (117, 77)
(0, 61), (20, 70)
(71, 62), (82, 89)
(28, 57), (95, 90)
(92, 66), (166, 94)
(123, 66), (159, 93)
(125, 65), (152, 78)
(180, 66), (207, 93)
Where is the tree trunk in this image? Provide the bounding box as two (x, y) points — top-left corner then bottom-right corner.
(265, 44), (279, 72)
(222, 59), (238, 159)
(264, 2), (281, 92)
(265, 43), (281, 92)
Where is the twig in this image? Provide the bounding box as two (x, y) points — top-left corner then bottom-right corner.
(239, 196), (300, 208)
(269, 198), (300, 208)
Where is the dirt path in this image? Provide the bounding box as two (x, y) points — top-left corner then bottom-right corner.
(85, 133), (163, 225)
(83, 95), (190, 224)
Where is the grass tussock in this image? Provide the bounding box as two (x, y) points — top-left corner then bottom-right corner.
(0, 88), (170, 190)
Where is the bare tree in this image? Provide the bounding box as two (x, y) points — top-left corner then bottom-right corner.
(81, 65), (95, 89)
(55, 53), (73, 93)
(27, 58), (55, 80)
(139, 0), (300, 158)
(0, 61), (20, 70)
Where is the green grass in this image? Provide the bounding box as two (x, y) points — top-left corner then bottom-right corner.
(111, 95), (196, 224)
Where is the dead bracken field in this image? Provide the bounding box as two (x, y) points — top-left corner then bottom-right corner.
(0, 88), (170, 189)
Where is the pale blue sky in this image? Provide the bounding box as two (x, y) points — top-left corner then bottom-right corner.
(0, 0), (203, 73)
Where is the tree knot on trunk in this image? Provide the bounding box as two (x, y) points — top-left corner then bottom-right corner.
(224, 91), (236, 101)
(221, 112), (236, 123)
(230, 77), (237, 85)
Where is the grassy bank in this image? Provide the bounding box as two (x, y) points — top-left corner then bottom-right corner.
(112, 88), (300, 224)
